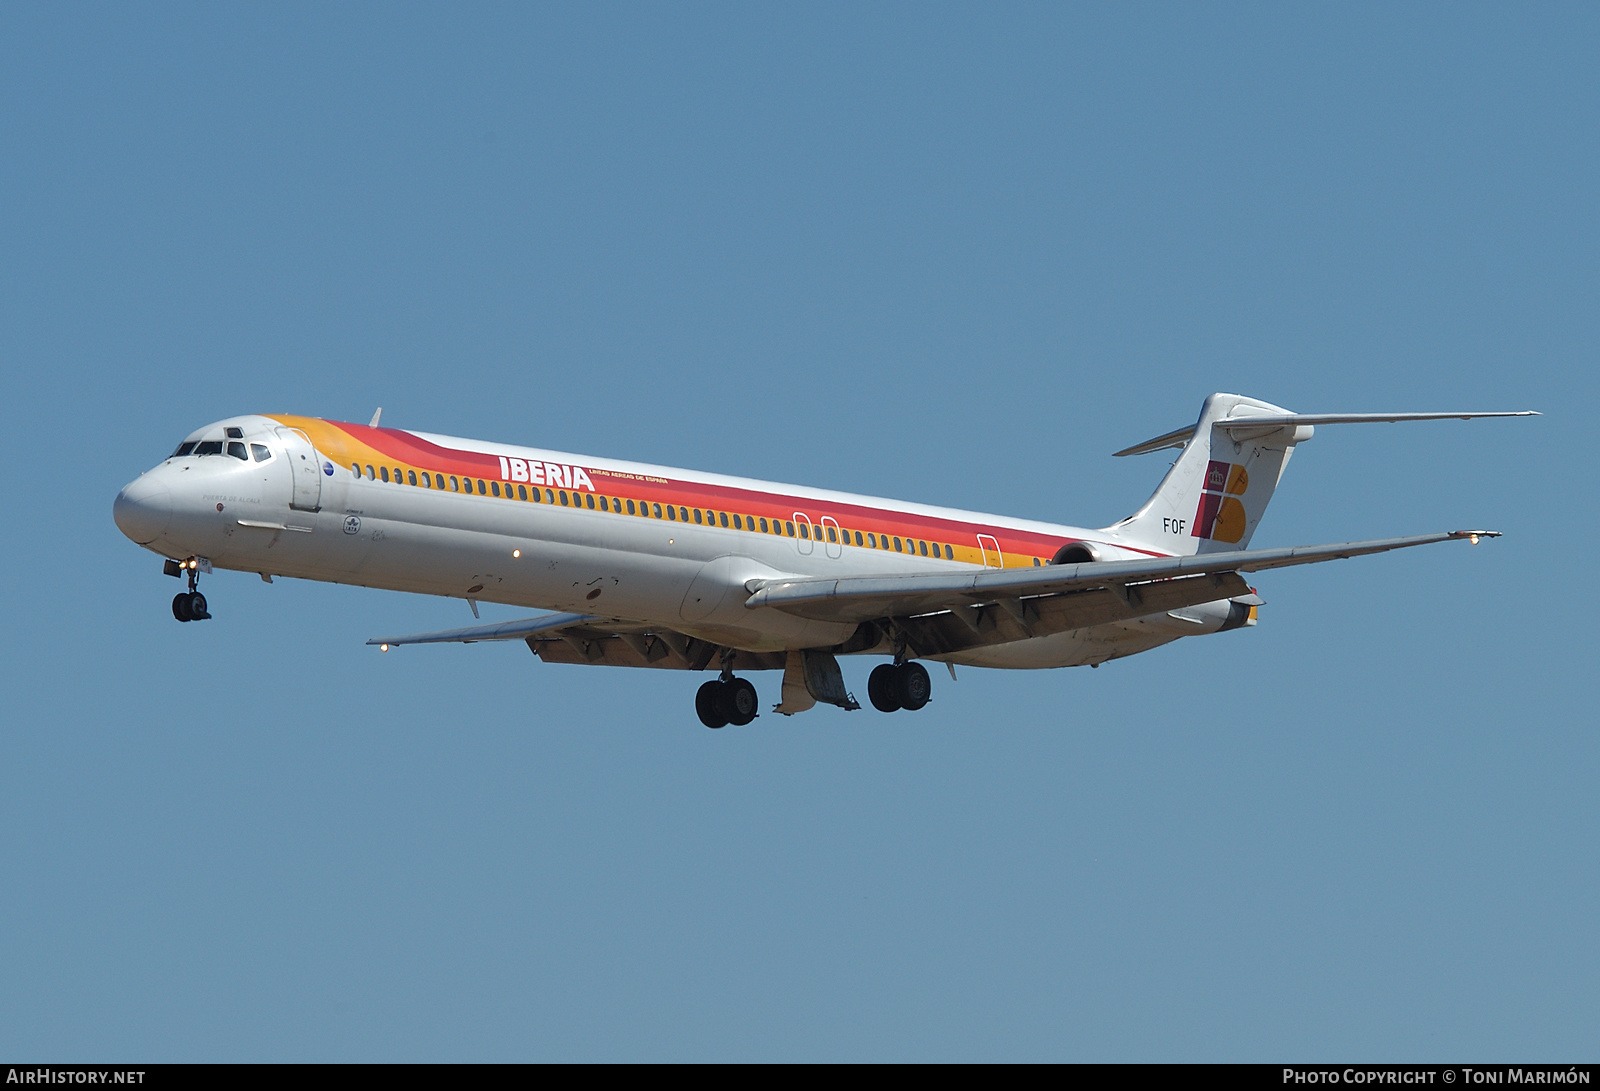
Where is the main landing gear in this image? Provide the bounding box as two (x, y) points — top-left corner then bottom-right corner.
(867, 661), (931, 713)
(167, 558), (211, 622)
(696, 676), (759, 729)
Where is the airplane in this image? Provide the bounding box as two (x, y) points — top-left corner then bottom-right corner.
(113, 393), (1535, 728)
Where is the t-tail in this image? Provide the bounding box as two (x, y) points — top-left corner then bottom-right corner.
(1101, 393), (1538, 557)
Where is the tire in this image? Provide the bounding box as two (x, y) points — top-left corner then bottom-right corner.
(188, 591), (209, 620)
(896, 661), (931, 711)
(721, 678), (759, 726)
(172, 593), (192, 622)
(695, 680), (729, 729)
(868, 664), (901, 712)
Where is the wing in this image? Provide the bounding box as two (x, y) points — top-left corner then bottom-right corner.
(370, 530), (1498, 667)
(368, 611), (790, 671)
(368, 611), (599, 646)
(745, 530), (1498, 625)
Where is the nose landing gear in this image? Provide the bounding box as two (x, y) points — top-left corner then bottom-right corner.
(167, 558), (212, 622)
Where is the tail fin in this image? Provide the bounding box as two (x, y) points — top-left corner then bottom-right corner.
(1104, 393), (1304, 556)
(1103, 394), (1538, 556)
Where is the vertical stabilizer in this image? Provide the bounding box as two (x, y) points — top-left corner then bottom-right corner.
(1103, 393), (1311, 556)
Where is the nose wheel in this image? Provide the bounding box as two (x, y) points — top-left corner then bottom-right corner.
(695, 677), (759, 728)
(168, 558), (212, 622)
(172, 591), (209, 622)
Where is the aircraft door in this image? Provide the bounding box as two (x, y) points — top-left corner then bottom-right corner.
(276, 427), (323, 512)
(793, 512), (815, 555)
(977, 533), (1003, 568)
(820, 516), (843, 559)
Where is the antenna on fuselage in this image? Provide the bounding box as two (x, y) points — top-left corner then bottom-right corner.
(369, 407), (383, 428)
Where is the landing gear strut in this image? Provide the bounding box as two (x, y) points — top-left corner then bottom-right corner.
(170, 559), (211, 622)
(867, 661), (931, 713)
(695, 677), (759, 728)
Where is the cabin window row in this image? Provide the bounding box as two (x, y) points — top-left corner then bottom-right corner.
(350, 461), (959, 560)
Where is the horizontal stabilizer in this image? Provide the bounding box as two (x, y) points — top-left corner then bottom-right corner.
(368, 611), (597, 647)
(1115, 410), (1538, 456)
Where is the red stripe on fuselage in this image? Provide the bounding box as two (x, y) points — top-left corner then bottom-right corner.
(322, 419), (1173, 563)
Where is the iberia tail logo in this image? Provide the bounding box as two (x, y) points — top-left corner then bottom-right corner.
(1193, 460), (1249, 542)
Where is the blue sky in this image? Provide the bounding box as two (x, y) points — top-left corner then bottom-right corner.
(1, 3), (1595, 1060)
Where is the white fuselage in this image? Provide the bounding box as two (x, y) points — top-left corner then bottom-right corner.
(114, 414), (1244, 669)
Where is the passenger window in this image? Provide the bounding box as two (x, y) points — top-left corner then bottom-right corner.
(352, 463), (361, 477)
(800, 523), (809, 539)
(626, 499), (636, 515)
(693, 509), (702, 524)
(731, 514), (740, 529)
(759, 517), (768, 533)
(225, 427), (244, 439)
(597, 496), (607, 511)
(449, 476), (459, 491)
(785, 521), (794, 536)
(366, 465), (376, 480)
(666, 505), (675, 520)
(867, 533), (876, 548)
(855, 531), (864, 546)
(945, 544), (954, 560)
(919, 540), (928, 556)
(174, 442), (197, 457)
(491, 481), (501, 497)
(381, 466), (390, 482)
(251, 444), (271, 462)
(518, 484), (527, 500)
(652, 503), (662, 518)
(1032, 557), (1040, 566)
(559, 491), (569, 506)
(408, 470), (417, 486)
(826, 526), (836, 543)
(678, 507), (688, 521)
(585, 493), (595, 509)
(477, 479), (487, 495)
(893, 537), (902, 552)
(393, 467), (402, 483)
(545, 489), (554, 503)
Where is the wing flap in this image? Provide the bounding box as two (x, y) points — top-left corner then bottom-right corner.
(887, 571), (1254, 657)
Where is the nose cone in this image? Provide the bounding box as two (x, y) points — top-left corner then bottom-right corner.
(114, 475), (172, 545)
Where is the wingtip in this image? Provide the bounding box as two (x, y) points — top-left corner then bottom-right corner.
(1449, 529), (1502, 542)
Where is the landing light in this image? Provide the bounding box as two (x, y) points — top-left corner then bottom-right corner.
(1469, 534), (1480, 545)
(512, 549), (521, 558)
(380, 643), (390, 652)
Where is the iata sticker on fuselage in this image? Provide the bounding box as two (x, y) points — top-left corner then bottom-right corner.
(498, 456), (594, 492)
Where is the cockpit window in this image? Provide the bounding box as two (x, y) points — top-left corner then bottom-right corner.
(227, 442), (248, 460)
(225, 427), (244, 439)
(173, 442), (197, 457)
(194, 441), (224, 456)
(251, 444), (272, 462)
